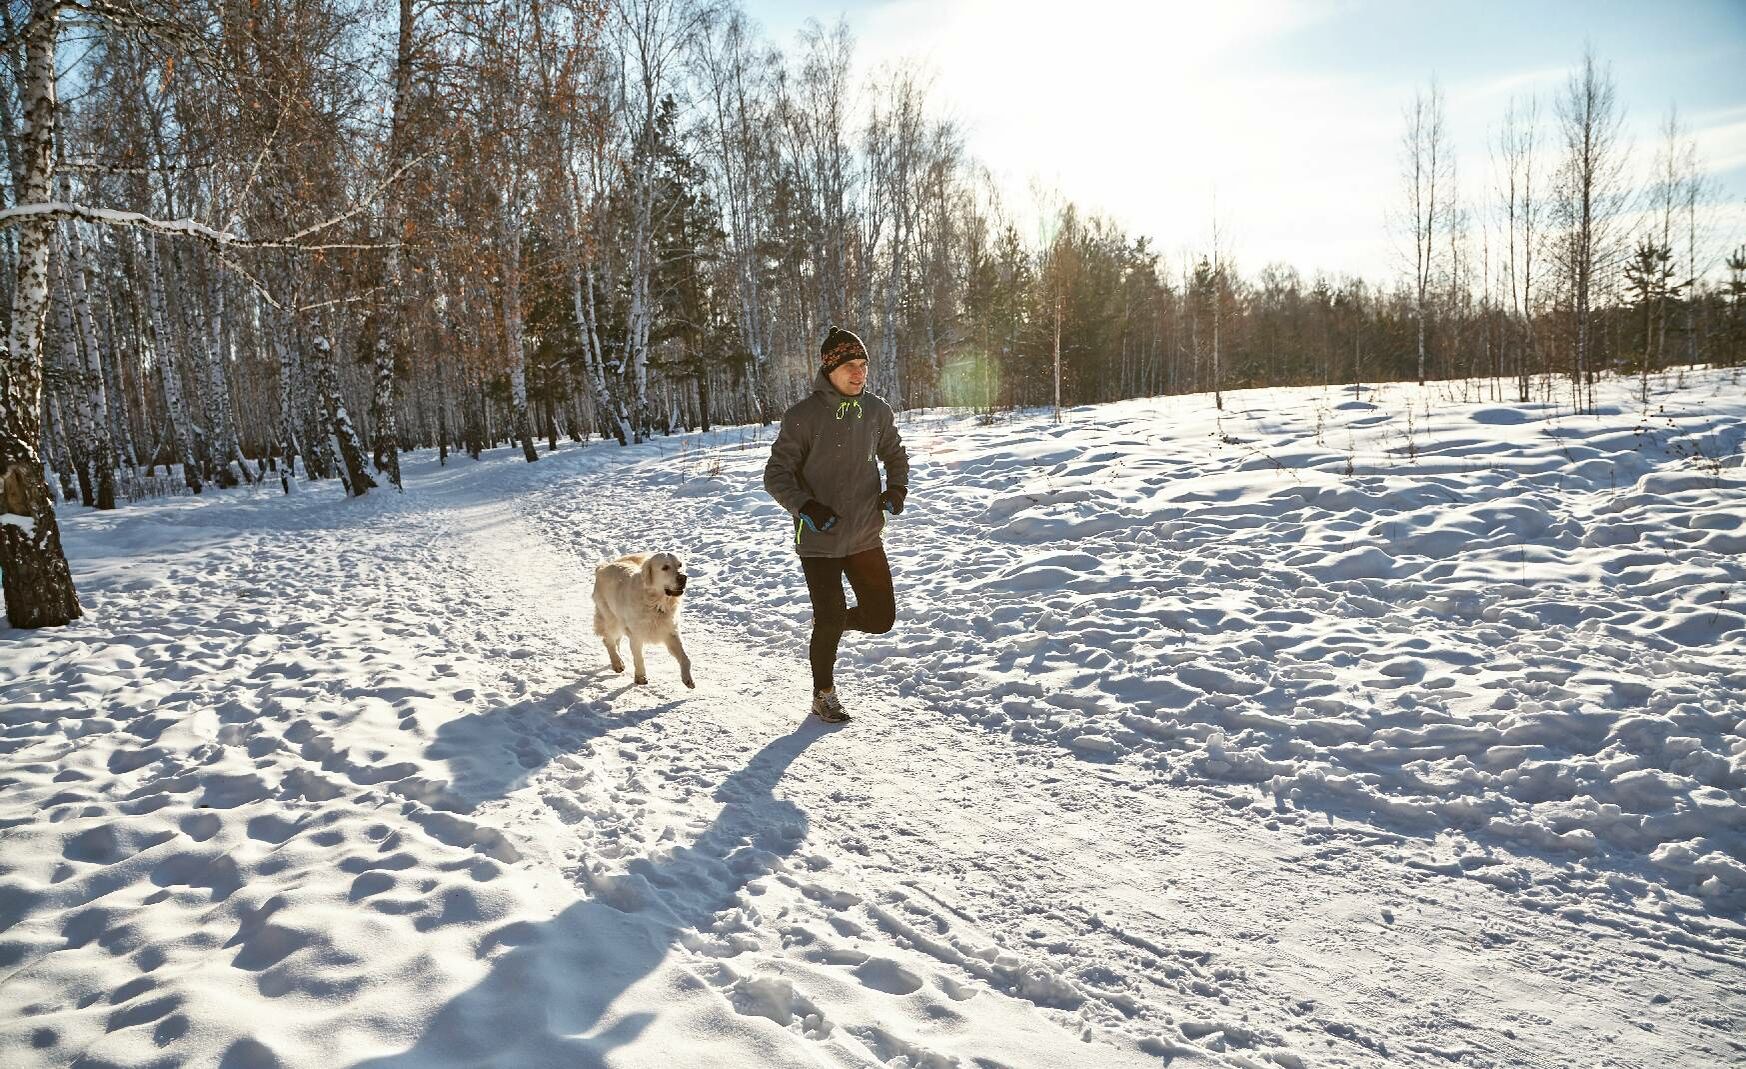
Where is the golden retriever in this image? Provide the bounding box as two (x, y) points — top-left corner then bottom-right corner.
(592, 552), (694, 688)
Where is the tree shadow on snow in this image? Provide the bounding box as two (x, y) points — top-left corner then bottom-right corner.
(352, 718), (832, 1068)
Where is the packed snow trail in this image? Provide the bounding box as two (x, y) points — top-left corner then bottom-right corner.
(3, 371), (1743, 1068)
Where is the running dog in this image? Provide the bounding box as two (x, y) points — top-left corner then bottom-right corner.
(591, 552), (695, 688)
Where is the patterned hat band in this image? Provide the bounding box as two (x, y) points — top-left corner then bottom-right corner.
(820, 326), (868, 372)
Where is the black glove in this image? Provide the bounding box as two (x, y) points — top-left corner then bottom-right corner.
(799, 500), (839, 532)
(880, 485), (908, 516)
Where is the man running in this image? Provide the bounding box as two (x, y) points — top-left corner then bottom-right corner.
(763, 326), (910, 723)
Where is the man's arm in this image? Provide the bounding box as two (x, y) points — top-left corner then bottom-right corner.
(763, 410), (813, 514)
(878, 408), (910, 491)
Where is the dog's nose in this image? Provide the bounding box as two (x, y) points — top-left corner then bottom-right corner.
(675, 574), (688, 590)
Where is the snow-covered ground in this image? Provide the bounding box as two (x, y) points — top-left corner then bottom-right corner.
(3, 369), (1744, 1068)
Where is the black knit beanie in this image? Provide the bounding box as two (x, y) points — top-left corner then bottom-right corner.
(820, 326), (868, 373)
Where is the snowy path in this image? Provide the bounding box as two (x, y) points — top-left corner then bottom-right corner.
(489, 434), (1744, 1068)
(4, 373), (1744, 1068)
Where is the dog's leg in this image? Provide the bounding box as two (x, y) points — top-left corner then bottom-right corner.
(629, 636), (648, 685)
(595, 596), (626, 674)
(665, 633), (695, 689)
(600, 615), (626, 674)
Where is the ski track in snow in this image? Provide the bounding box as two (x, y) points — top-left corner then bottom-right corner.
(3, 370), (1744, 1068)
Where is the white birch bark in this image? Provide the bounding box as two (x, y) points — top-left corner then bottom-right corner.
(372, 0), (414, 490)
(196, 246), (250, 484)
(694, 9), (771, 416)
(624, 142), (655, 441)
(312, 334), (375, 496)
(563, 224), (631, 444)
(499, 194), (538, 462)
(49, 247), (95, 504)
(1498, 96), (1541, 403)
(138, 233), (201, 492)
(1402, 80), (1448, 387)
(264, 292), (303, 485)
(0, 3), (82, 626)
(91, 230), (142, 492)
(617, 0), (696, 442)
(63, 222), (116, 507)
(1556, 50), (1627, 414)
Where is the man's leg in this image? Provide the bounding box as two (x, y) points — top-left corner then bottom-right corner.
(800, 555), (849, 693)
(841, 545), (895, 635)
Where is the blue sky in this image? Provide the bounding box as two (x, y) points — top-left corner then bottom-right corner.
(741, 0), (1746, 281)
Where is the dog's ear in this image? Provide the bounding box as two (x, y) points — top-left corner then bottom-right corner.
(641, 556), (658, 587)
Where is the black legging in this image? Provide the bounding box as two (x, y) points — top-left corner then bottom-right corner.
(800, 544), (896, 692)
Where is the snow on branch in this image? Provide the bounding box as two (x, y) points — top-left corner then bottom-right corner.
(1, 147), (432, 248)
(0, 1), (212, 53)
(0, 201), (389, 251)
(58, 157), (219, 177)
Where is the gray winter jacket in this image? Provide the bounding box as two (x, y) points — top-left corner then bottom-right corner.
(764, 370), (910, 558)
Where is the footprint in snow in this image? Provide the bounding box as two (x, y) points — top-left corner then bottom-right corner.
(853, 957), (924, 995)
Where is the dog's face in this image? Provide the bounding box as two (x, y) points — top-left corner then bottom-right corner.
(642, 552), (688, 598)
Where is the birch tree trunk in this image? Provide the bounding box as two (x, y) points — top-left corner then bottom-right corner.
(265, 293), (304, 488)
(695, 8), (771, 419)
(49, 251), (94, 505)
(624, 146), (655, 442)
(0, 5), (82, 627)
(372, 0), (414, 490)
(618, 0), (694, 443)
(96, 243), (142, 495)
(435, 341), (449, 466)
(43, 391), (75, 501)
(560, 167), (630, 444)
(64, 223), (116, 508)
(194, 247), (248, 486)
(1402, 80), (1448, 388)
(312, 335), (376, 496)
(98, 224), (144, 492)
(1557, 50), (1626, 416)
(570, 251), (630, 445)
(499, 196), (538, 463)
(1052, 279), (1063, 423)
(139, 234), (202, 493)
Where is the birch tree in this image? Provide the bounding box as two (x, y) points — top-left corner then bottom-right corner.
(864, 63), (924, 408)
(1668, 114), (1713, 371)
(775, 20), (856, 366)
(61, 221), (116, 507)
(691, 4), (775, 419)
(1496, 94), (1543, 402)
(0, 3), (80, 626)
(0, 1), (416, 624)
(1554, 47), (1628, 413)
(1634, 106), (1691, 400)
(616, 0), (699, 442)
(527, 0), (625, 444)
(371, 0), (417, 489)
(1210, 199), (1225, 411)
(1400, 77), (1450, 386)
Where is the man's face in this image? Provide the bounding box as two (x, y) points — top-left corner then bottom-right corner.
(828, 358), (869, 396)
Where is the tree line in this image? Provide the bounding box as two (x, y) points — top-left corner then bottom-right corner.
(2, 1), (1743, 628)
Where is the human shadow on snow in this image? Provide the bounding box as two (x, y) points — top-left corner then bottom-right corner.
(352, 717), (833, 1069)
